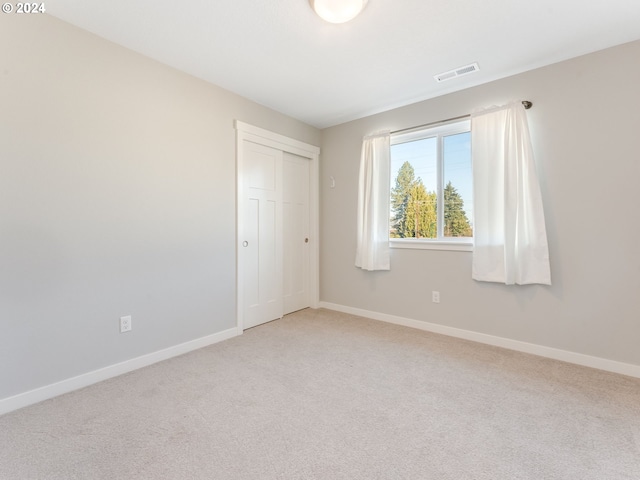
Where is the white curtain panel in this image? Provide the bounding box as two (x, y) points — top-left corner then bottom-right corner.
(355, 132), (391, 271)
(471, 102), (551, 285)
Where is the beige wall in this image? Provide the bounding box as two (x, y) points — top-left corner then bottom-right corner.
(0, 14), (320, 400)
(320, 40), (640, 367)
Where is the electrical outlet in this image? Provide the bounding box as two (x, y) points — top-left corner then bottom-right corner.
(120, 315), (132, 333)
(432, 291), (440, 303)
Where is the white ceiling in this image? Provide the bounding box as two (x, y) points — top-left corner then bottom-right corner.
(48, 0), (640, 129)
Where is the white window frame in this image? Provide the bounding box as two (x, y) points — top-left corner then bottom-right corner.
(389, 119), (473, 252)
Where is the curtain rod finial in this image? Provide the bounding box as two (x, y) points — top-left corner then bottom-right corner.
(522, 100), (532, 109)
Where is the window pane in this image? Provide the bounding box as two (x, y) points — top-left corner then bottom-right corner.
(390, 138), (437, 238)
(443, 132), (473, 237)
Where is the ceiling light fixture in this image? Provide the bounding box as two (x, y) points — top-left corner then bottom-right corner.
(309, 0), (369, 24)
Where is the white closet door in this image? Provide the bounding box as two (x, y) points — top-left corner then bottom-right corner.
(283, 152), (311, 315)
(241, 140), (283, 329)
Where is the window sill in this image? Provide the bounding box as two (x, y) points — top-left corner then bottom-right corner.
(390, 239), (473, 252)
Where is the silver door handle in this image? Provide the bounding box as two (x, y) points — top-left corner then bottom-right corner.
(242, 241), (249, 247)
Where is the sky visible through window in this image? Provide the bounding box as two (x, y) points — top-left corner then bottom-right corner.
(390, 132), (473, 227)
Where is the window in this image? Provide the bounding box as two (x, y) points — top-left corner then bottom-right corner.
(389, 120), (472, 250)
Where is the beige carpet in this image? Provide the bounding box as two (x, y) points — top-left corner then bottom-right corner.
(1, 308), (639, 479)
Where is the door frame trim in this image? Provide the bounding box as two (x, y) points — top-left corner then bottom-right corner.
(235, 121), (320, 332)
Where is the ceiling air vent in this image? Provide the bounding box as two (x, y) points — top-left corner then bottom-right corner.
(434, 63), (480, 83)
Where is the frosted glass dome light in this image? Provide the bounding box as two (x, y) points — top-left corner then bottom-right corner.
(309, 0), (369, 24)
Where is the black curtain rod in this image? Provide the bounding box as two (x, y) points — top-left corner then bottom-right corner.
(392, 100), (532, 135)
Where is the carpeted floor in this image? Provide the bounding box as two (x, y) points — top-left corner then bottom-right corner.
(1, 308), (639, 479)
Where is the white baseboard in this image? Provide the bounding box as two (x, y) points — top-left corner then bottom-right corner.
(4, 306), (638, 416)
(319, 302), (640, 379)
(0, 327), (241, 416)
